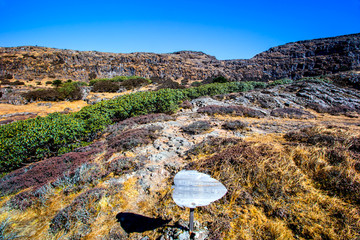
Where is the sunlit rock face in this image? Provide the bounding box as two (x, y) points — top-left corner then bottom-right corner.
(1, 33), (359, 82)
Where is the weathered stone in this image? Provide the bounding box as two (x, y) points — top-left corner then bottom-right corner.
(1, 33), (358, 83)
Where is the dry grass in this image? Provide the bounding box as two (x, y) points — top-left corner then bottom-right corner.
(0, 100), (88, 117)
(177, 129), (360, 239)
(1, 106), (360, 239)
(2, 127), (360, 239)
(0, 85), (156, 121)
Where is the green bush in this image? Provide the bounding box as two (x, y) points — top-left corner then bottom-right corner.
(52, 80), (63, 87)
(23, 89), (62, 101)
(9, 80), (25, 86)
(156, 79), (185, 90)
(92, 80), (121, 92)
(58, 82), (82, 100)
(191, 81), (202, 87)
(23, 82), (82, 101)
(212, 75), (228, 83)
(76, 81), (89, 86)
(121, 77), (151, 90)
(1, 80), (268, 173)
(0, 113), (87, 172)
(269, 78), (293, 86)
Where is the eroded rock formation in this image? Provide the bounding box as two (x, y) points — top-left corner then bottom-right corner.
(1, 33), (359, 82)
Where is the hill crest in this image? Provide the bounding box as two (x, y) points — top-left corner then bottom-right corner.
(1, 33), (359, 83)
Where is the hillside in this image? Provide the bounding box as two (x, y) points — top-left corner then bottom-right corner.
(1, 33), (359, 83)
(1, 33), (360, 239)
(1, 79), (360, 239)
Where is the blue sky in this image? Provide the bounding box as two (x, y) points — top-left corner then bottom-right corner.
(0, 0), (359, 59)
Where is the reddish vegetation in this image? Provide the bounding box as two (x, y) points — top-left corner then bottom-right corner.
(111, 113), (174, 124)
(222, 120), (248, 130)
(270, 108), (315, 119)
(7, 190), (37, 210)
(286, 126), (360, 203)
(284, 127), (344, 147)
(181, 121), (212, 134)
(307, 103), (359, 115)
(197, 105), (266, 118)
(0, 141), (104, 196)
(108, 127), (160, 152)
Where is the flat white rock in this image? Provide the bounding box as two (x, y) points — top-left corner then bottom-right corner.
(172, 170), (227, 208)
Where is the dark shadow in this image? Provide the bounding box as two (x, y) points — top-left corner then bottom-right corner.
(116, 212), (171, 233)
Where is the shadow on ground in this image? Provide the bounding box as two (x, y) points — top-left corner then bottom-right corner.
(116, 212), (171, 233)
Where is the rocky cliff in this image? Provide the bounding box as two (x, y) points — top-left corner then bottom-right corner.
(1, 33), (359, 82)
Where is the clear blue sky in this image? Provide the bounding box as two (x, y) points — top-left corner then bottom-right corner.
(0, 0), (359, 60)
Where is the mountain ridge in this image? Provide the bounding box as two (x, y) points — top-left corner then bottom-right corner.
(1, 33), (359, 83)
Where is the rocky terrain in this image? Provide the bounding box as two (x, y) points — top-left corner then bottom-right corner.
(1, 33), (360, 239)
(1, 33), (359, 82)
(1, 79), (360, 239)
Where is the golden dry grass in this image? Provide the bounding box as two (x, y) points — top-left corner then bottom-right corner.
(0, 101), (88, 117)
(1, 110), (360, 239)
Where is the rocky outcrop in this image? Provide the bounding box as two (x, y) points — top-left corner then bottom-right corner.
(1, 33), (359, 82)
(232, 33), (360, 81)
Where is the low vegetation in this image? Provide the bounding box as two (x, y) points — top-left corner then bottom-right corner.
(0, 81), (268, 173)
(22, 82), (83, 101)
(89, 76), (151, 92)
(1, 81), (360, 239)
(181, 121), (212, 134)
(222, 120), (249, 130)
(179, 127), (360, 239)
(270, 108), (316, 119)
(198, 105), (266, 118)
(0, 77), (339, 174)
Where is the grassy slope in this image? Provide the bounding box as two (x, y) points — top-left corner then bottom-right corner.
(1, 111), (360, 239)
(1, 79), (360, 239)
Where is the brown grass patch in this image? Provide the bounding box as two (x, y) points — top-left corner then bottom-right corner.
(178, 132), (360, 239)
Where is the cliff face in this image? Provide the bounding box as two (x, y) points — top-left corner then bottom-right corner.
(1, 33), (359, 82)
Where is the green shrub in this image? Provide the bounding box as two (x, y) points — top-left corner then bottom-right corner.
(52, 80), (63, 87)
(9, 80), (25, 86)
(23, 82), (82, 101)
(1, 80), (272, 173)
(76, 81), (89, 86)
(269, 78), (293, 86)
(212, 75), (228, 83)
(0, 113), (87, 172)
(156, 79), (184, 90)
(92, 80), (121, 92)
(23, 89), (62, 101)
(121, 77), (151, 90)
(191, 81), (202, 87)
(58, 82), (82, 100)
